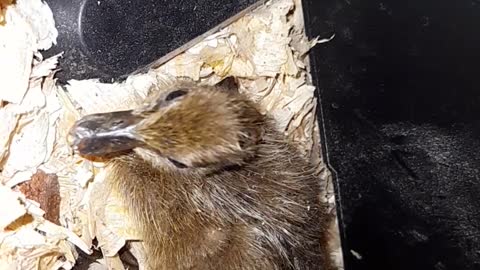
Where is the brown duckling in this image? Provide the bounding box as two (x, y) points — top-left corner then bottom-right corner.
(68, 78), (334, 270)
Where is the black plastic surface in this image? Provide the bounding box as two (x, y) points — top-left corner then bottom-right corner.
(303, 0), (480, 269)
(44, 0), (262, 82)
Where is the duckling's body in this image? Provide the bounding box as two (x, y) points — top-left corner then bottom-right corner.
(69, 79), (333, 270)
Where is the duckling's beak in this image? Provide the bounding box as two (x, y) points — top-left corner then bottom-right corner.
(67, 110), (144, 157)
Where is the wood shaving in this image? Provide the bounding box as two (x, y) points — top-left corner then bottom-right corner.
(0, 0), (342, 269)
(0, 184), (26, 229)
(0, 0), (14, 25)
(18, 170), (61, 225)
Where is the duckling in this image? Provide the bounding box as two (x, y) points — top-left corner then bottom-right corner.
(68, 78), (334, 270)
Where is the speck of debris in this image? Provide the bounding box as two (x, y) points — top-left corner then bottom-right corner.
(350, 249), (363, 260)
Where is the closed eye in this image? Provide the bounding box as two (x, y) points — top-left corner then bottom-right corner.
(165, 89), (188, 101)
(146, 88), (189, 112)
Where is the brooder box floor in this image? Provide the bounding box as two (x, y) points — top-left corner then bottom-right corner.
(0, 0), (342, 269)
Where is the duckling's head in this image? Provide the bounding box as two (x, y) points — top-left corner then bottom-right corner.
(68, 79), (265, 168)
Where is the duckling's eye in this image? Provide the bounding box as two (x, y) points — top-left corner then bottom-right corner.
(165, 89), (188, 101)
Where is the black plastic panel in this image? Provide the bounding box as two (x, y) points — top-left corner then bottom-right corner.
(302, 0), (480, 269)
(44, 0), (263, 82)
